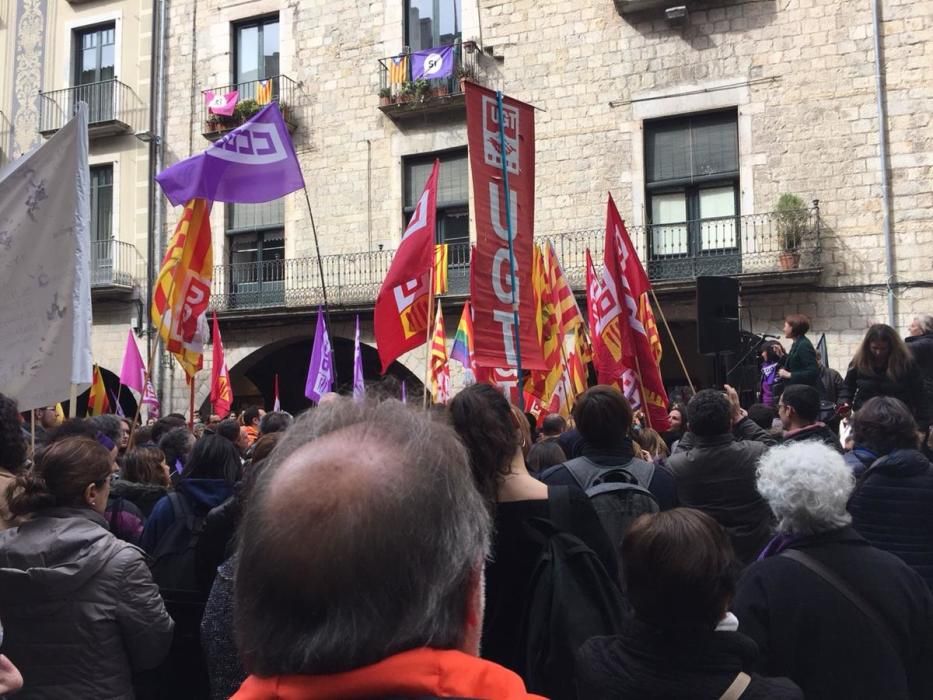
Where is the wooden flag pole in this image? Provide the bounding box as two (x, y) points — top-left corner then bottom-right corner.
(188, 374), (196, 429)
(30, 410), (36, 457)
(649, 287), (695, 395)
(68, 384), (77, 419)
(423, 261), (436, 409)
(126, 372), (147, 450)
(632, 352), (653, 431)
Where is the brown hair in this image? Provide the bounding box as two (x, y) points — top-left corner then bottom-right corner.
(622, 508), (738, 629)
(7, 437), (112, 517)
(509, 404), (533, 459)
(851, 323), (914, 380)
(634, 427), (670, 459)
(573, 385), (634, 449)
(251, 431), (284, 465)
(122, 446), (169, 487)
(785, 313), (811, 337)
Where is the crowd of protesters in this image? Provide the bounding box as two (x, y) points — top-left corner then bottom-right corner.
(0, 315), (931, 699)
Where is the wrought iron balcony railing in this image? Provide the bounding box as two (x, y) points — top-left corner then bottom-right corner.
(39, 79), (141, 137)
(91, 239), (145, 291)
(210, 206), (821, 312)
(377, 41), (478, 118)
(200, 75), (299, 139)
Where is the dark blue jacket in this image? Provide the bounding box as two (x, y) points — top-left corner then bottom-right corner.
(848, 448), (933, 590)
(844, 447), (877, 477)
(140, 479), (234, 555)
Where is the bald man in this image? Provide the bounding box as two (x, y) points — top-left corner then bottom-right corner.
(232, 398), (544, 700)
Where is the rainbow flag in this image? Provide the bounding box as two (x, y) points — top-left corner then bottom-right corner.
(450, 301), (475, 377)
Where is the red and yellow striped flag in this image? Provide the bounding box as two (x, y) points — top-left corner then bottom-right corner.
(151, 198), (213, 378)
(87, 365), (110, 416)
(545, 242), (585, 335)
(430, 302), (451, 403)
(256, 79), (272, 105)
(525, 243), (563, 403)
(388, 54), (409, 86)
(434, 243), (448, 295)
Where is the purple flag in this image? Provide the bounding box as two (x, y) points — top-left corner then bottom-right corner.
(353, 315), (365, 401)
(156, 103), (305, 207)
(401, 381), (407, 404)
(304, 308), (334, 403)
(109, 390), (126, 418)
(411, 45), (455, 80)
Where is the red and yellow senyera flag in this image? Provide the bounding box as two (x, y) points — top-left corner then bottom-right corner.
(87, 364), (110, 416)
(151, 198), (213, 378)
(430, 302), (451, 404)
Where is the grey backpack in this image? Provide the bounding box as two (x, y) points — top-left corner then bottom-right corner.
(562, 456), (660, 555)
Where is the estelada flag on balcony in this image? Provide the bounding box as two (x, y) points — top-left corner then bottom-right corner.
(388, 54), (409, 86)
(87, 365), (110, 417)
(430, 302), (451, 403)
(374, 160), (439, 373)
(603, 195), (670, 431)
(211, 312), (233, 417)
(205, 90), (239, 117)
(255, 80), (273, 106)
(156, 103), (304, 207)
(412, 45), (455, 80)
(434, 244), (449, 294)
(151, 198), (213, 378)
(464, 82), (544, 371)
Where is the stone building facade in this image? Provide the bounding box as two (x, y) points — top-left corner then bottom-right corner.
(158, 0), (933, 411)
(1, 0), (154, 414)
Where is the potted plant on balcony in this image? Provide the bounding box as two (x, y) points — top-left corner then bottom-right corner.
(457, 64), (477, 91)
(775, 193), (809, 270)
(233, 98), (261, 125)
(413, 79), (431, 103)
(399, 81), (417, 104)
(379, 87), (393, 106)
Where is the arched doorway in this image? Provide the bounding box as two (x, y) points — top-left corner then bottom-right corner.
(61, 366), (139, 419)
(202, 337), (422, 415)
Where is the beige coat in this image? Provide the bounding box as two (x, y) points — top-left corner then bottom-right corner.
(0, 467), (14, 530)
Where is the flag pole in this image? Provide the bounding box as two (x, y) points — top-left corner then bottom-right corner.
(30, 410), (36, 457)
(649, 287), (695, 394)
(632, 353), (654, 431)
(126, 375), (146, 450)
(495, 90), (525, 410)
(301, 187), (331, 329)
(188, 373), (196, 429)
(68, 384), (77, 418)
(423, 258), (436, 409)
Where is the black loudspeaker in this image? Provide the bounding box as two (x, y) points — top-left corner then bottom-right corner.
(696, 276), (740, 355)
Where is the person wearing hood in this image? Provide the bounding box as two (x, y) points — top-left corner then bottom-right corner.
(847, 396), (933, 589)
(0, 437), (173, 699)
(777, 385), (843, 453)
(105, 446), (171, 544)
(577, 509), (803, 699)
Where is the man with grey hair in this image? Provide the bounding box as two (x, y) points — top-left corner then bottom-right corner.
(734, 441), (933, 699)
(231, 398), (544, 699)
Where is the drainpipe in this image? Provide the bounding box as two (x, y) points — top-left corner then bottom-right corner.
(871, 0), (896, 325)
(153, 0), (168, 403)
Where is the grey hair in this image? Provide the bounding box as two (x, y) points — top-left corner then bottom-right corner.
(235, 398), (492, 676)
(88, 414), (122, 443)
(915, 315), (933, 334)
(757, 442), (854, 536)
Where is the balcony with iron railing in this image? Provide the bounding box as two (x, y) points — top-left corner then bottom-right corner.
(200, 75), (299, 140)
(377, 41), (479, 122)
(39, 79), (142, 138)
(209, 205), (821, 314)
(91, 239), (145, 297)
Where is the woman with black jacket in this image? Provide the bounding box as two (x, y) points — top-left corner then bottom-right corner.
(777, 314), (819, 388)
(841, 323), (925, 420)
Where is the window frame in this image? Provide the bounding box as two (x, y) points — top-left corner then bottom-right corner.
(403, 0), (462, 50)
(73, 23), (116, 86)
(232, 14), (280, 86)
(402, 147), (469, 246)
(89, 163), (114, 244)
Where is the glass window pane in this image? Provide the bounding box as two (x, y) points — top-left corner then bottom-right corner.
(228, 200), (284, 232)
(231, 234), (259, 265)
(407, 0), (433, 51)
(237, 25), (259, 84)
(262, 21), (279, 79)
(646, 123), (690, 184)
(90, 165), (113, 243)
(699, 186), (737, 250)
(405, 152), (467, 209)
(692, 115), (738, 177)
(438, 0), (461, 44)
(650, 193), (688, 256)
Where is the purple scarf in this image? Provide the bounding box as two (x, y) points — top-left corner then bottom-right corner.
(757, 532), (803, 561)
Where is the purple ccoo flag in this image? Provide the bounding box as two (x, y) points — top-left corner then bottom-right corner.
(156, 103), (305, 207)
(411, 45), (455, 80)
(353, 315), (365, 401)
(304, 308), (334, 403)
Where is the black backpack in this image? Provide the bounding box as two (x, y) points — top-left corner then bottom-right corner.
(520, 488), (626, 700)
(561, 456), (660, 555)
(149, 492), (207, 593)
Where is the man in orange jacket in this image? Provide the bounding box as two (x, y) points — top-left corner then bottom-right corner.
(232, 398), (545, 700)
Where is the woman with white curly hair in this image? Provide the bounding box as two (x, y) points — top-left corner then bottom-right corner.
(733, 441), (933, 700)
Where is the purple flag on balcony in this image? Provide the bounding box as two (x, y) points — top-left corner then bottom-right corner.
(304, 308), (335, 403)
(156, 102), (305, 207)
(411, 45), (455, 80)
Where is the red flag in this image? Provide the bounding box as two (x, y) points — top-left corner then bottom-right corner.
(210, 312), (233, 417)
(475, 365), (522, 405)
(464, 82), (544, 371)
(374, 160), (439, 372)
(603, 195), (670, 431)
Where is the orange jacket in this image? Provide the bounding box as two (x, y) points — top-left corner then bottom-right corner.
(232, 647), (547, 700)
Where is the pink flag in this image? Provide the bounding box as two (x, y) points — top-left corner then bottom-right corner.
(205, 90), (239, 117)
(141, 379), (160, 419)
(119, 330), (146, 393)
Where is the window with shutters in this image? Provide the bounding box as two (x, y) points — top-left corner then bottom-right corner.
(226, 200), (285, 308)
(644, 110), (740, 272)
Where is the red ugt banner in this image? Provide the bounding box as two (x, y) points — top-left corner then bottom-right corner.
(465, 83), (544, 370)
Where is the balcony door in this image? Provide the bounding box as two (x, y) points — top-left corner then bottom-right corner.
(227, 201), (285, 308)
(645, 110), (740, 279)
(234, 16), (280, 103)
(405, 0), (461, 50)
(74, 24), (115, 123)
(90, 164), (114, 285)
